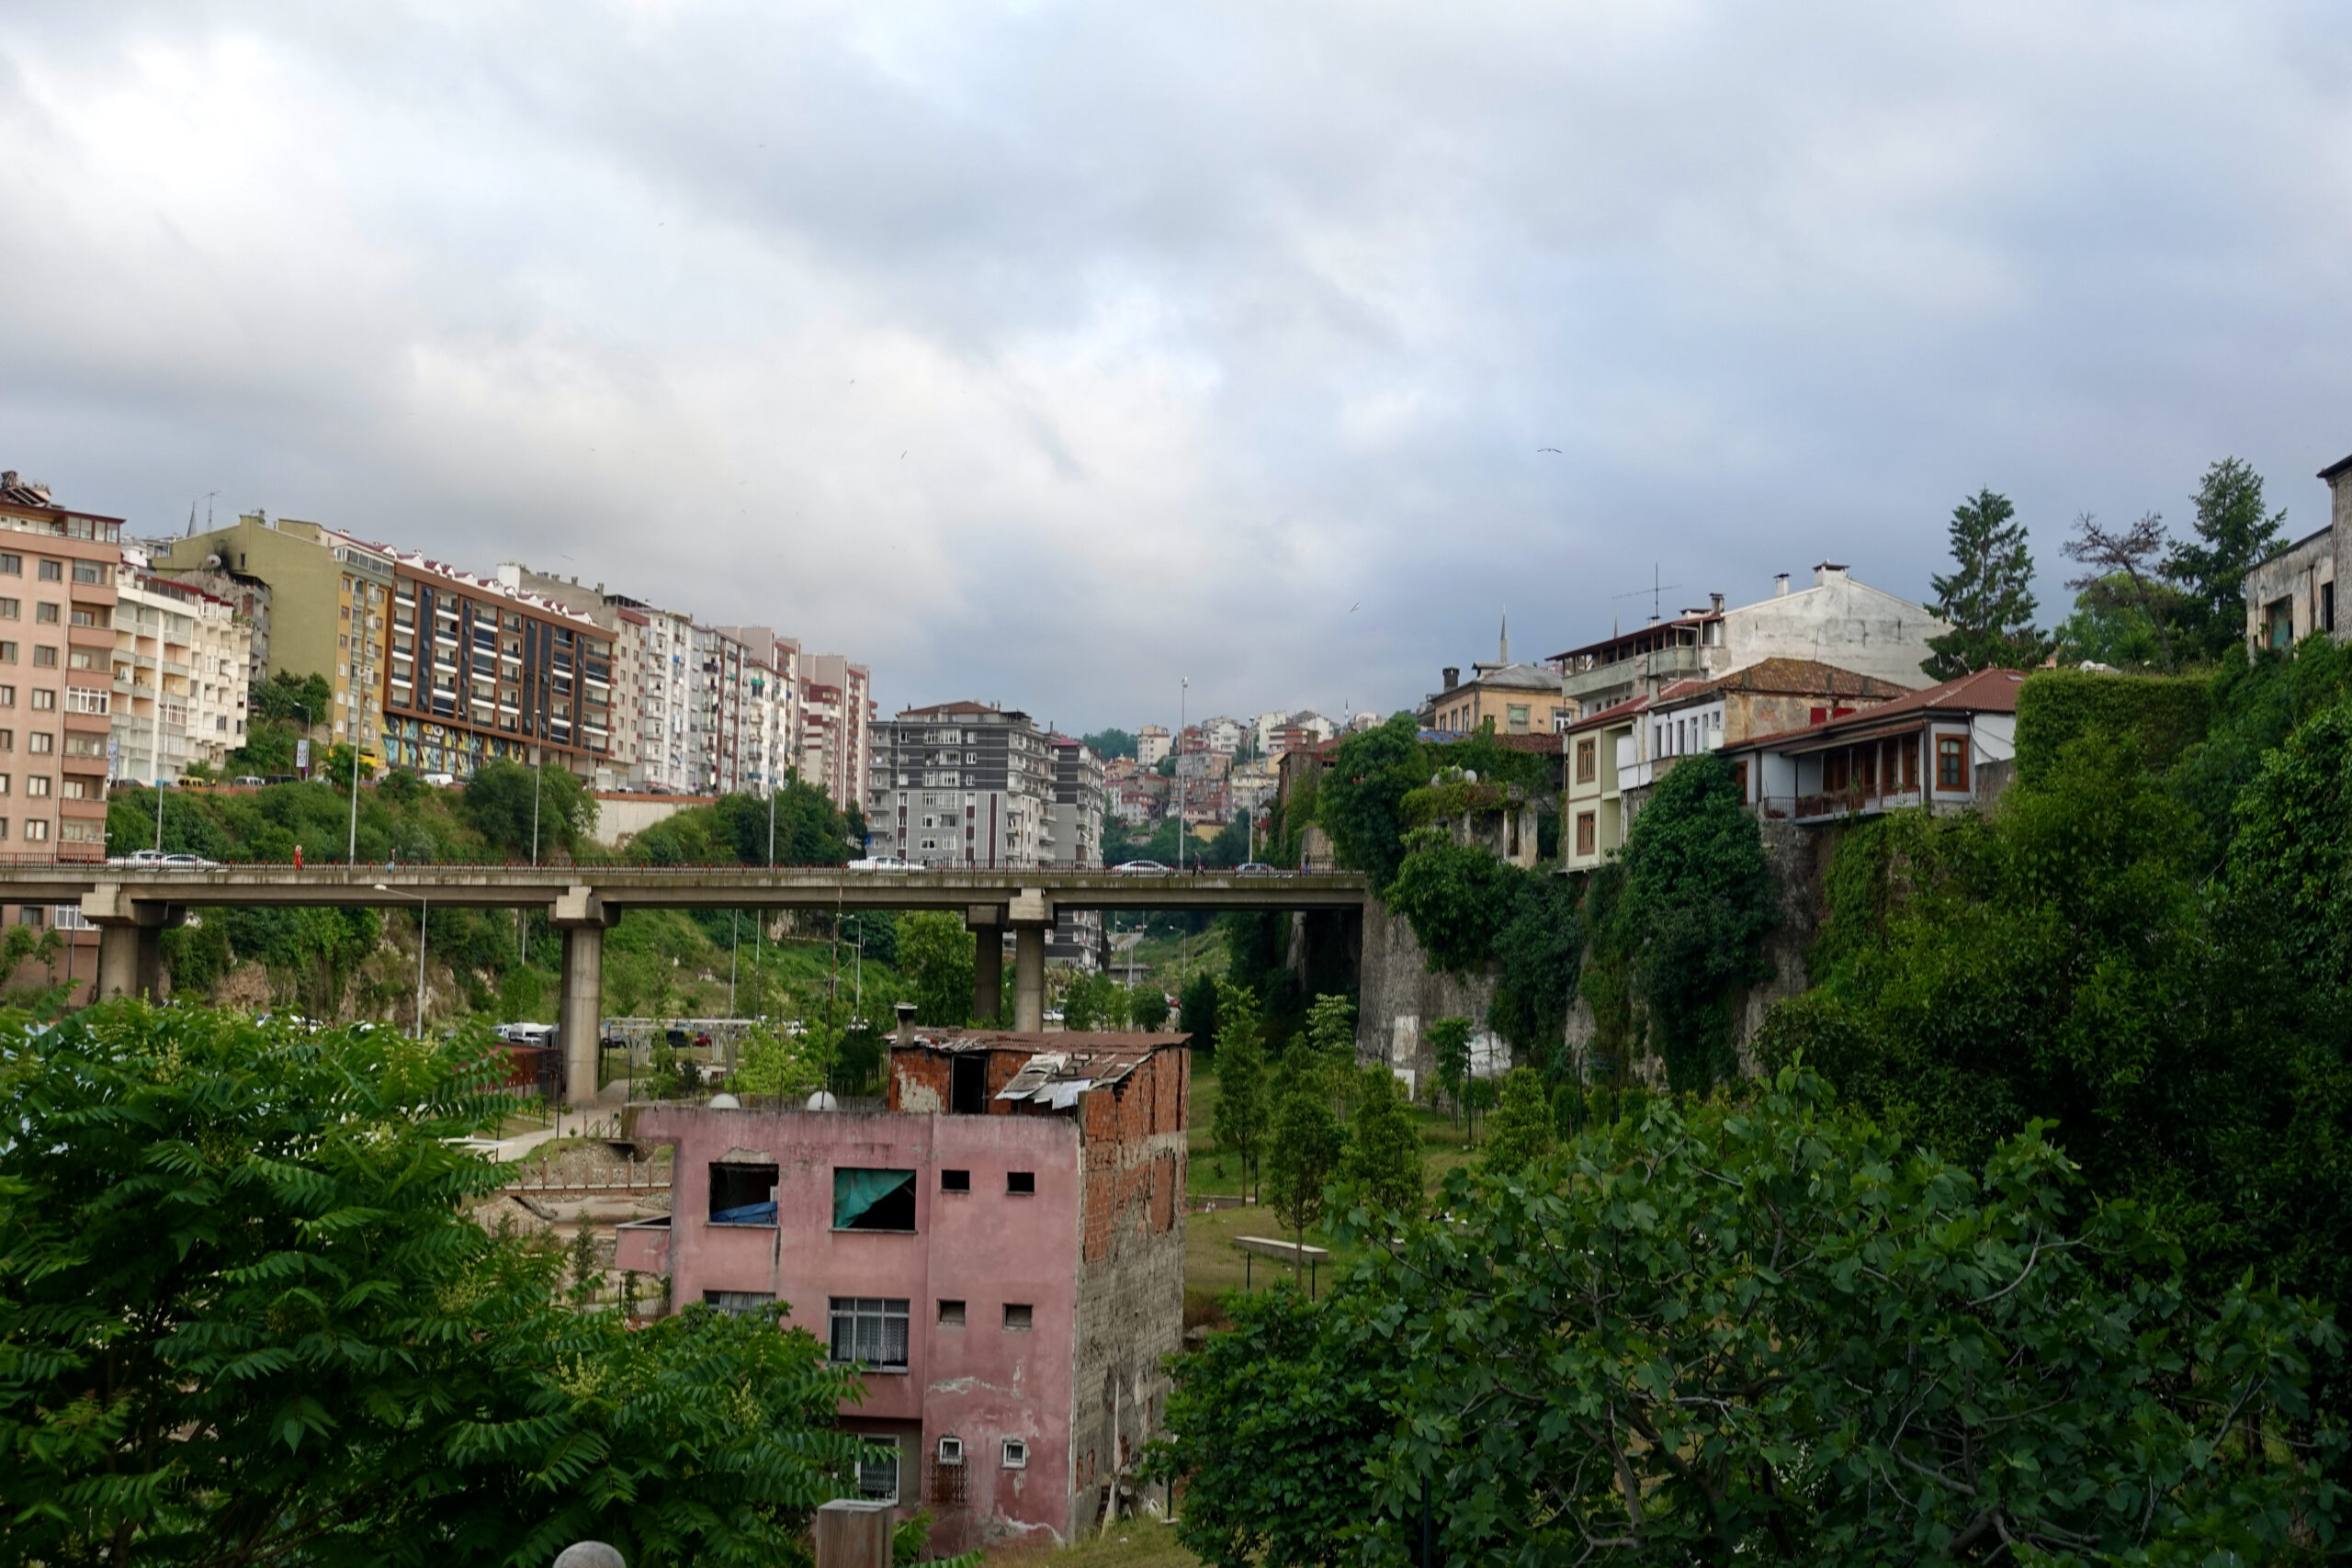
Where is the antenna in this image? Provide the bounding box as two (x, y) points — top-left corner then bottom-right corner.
(1611, 563), (1682, 624)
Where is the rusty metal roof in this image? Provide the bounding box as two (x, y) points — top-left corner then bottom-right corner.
(891, 1029), (1186, 1103)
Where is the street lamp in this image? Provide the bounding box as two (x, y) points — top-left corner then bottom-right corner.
(374, 882), (427, 1038)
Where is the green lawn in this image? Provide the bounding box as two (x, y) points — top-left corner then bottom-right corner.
(984, 1517), (1194, 1567)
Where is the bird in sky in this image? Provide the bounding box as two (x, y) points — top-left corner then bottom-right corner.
(1538, 446), (1562, 453)
(1349, 601), (1361, 613)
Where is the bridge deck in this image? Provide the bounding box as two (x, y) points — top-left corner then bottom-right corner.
(0, 863), (1370, 912)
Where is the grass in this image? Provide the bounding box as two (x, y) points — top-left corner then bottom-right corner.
(984, 1517), (1195, 1568)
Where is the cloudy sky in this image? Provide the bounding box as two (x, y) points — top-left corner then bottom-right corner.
(4, 1), (2349, 732)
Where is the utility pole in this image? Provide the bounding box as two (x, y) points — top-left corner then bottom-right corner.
(346, 735), (362, 864)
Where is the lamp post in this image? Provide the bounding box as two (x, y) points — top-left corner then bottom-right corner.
(374, 883), (427, 1038)
(346, 733), (363, 864)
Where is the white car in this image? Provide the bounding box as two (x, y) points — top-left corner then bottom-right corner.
(847, 855), (917, 872)
(160, 853), (216, 868)
(107, 849), (171, 867)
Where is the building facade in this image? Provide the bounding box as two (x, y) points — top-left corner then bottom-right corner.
(867, 703), (1057, 869)
(2242, 452), (2352, 651)
(1553, 565), (1950, 716)
(616, 1027), (1188, 1556)
(381, 555), (614, 779)
(800, 653), (873, 813)
(1720, 669), (2023, 825)
(0, 472), (119, 860)
(1133, 725), (1170, 769)
(110, 573), (251, 783)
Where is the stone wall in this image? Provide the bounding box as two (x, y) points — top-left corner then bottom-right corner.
(1353, 895), (1508, 1099)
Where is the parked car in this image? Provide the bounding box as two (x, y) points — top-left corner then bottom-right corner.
(159, 853), (216, 868)
(421, 772), (457, 787)
(231, 774), (266, 787)
(1111, 859), (1173, 873)
(1236, 862), (1279, 874)
(106, 849), (171, 867)
(847, 855), (916, 871)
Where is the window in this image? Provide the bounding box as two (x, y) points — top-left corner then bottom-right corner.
(938, 1299), (967, 1326)
(34, 603), (58, 625)
(66, 649), (97, 670)
(1936, 734), (1969, 791)
(0, 775), (9, 795)
(36, 560), (59, 581)
(707, 1162), (778, 1224)
(28, 733), (51, 754)
(2265, 596), (2295, 650)
(0, 601), (15, 620)
(1575, 810), (1597, 857)
(2327, 581), (2338, 636)
(1507, 703), (1531, 734)
(829, 1297), (911, 1370)
(856, 1436), (901, 1502)
(832, 1168), (916, 1231)
(1576, 737), (1596, 784)
(68, 559), (103, 583)
(701, 1290), (774, 1314)
(0, 555), (17, 575)
(25, 777), (47, 797)
(22, 818), (45, 841)
(937, 1436), (965, 1465)
(31, 647), (54, 668)
(1006, 1170), (1035, 1196)
(68, 606), (105, 628)
(1001, 1438), (1028, 1470)
(0, 643), (15, 663)
(30, 690), (54, 711)
(940, 1168), (971, 1192)
(1002, 1303), (1033, 1331)
(951, 1054), (988, 1113)
(61, 777), (91, 799)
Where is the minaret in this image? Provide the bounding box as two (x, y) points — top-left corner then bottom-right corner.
(1498, 610), (1510, 667)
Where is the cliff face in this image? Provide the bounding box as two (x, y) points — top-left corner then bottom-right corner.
(1353, 895), (1509, 1100)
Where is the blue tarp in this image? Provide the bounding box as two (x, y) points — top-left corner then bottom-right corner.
(711, 1201), (777, 1225)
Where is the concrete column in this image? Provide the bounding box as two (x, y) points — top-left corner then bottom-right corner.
(94, 922), (162, 1001)
(1012, 924), (1047, 1032)
(552, 885), (616, 1110)
(967, 905), (1004, 1025)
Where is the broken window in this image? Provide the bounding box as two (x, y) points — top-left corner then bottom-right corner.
(833, 1168), (916, 1231)
(1006, 1170), (1035, 1196)
(938, 1299), (967, 1327)
(709, 1162), (778, 1224)
(951, 1054), (988, 1113)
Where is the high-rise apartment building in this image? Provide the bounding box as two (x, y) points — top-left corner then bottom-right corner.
(1044, 735), (1107, 968)
(0, 471), (121, 859)
(109, 572), (251, 783)
(153, 514), (393, 761)
(865, 702), (1055, 869)
(799, 653), (871, 813)
(712, 626), (802, 798)
(380, 554), (613, 779)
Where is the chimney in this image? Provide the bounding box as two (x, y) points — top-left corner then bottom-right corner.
(1774, 573), (1791, 598)
(1442, 666), (1460, 691)
(1710, 592), (1724, 614)
(893, 1000), (918, 1046)
(1814, 561), (1849, 589)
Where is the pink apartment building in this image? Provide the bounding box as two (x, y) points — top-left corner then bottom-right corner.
(619, 1024), (1190, 1555)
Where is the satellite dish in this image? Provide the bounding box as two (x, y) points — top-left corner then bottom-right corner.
(805, 1090), (840, 1111)
(708, 1092), (741, 1109)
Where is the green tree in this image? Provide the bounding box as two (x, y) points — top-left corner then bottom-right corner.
(2168, 456), (2288, 662)
(896, 910), (976, 1026)
(250, 669), (332, 728)
(321, 742), (375, 794)
(1612, 751), (1775, 1092)
(1178, 969), (1220, 1048)
(1060, 970), (1126, 1032)
(1338, 1067), (1423, 1216)
(1923, 488), (2046, 677)
(1127, 986), (1170, 1031)
(0, 1003), (867, 1564)
(1315, 713), (1426, 887)
(2054, 569), (2183, 671)
(1478, 1066), (1555, 1174)
(1164, 1067), (2346, 1566)
(1261, 1085), (1343, 1272)
(1080, 728), (1138, 761)
(730, 1020), (822, 1102)
(1301, 991), (1356, 1076)
(1427, 1015), (1473, 1133)
(459, 757), (597, 861)
(1486, 869), (1581, 1066)
(1382, 829), (1519, 972)
(568, 1213), (601, 1303)
(1209, 981), (1271, 1198)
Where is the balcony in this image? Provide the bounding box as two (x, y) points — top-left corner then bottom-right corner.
(1560, 644), (1704, 705)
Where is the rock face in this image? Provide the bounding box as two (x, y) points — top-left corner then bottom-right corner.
(1352, 895), (1509, 1100)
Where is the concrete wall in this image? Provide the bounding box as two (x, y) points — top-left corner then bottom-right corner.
(1722, 570), (1948, 692)
(1355, 894), (1509, 1097)
(588, 791), (718, 849)
(631, 1105), (1084, 1552)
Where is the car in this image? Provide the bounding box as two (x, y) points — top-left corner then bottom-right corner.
(1112, 859), (1175, 873)
(231, 774), (266, 787)
(1236, 862), (1280, 874)
(847, 855), (916, 872)
(421, 772), (457, 787)
(159, 853), (216, 868)
(106, 849), (171, 867)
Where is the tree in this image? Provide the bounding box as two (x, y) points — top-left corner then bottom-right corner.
(1923, 488), (2045, 677)
(1315, 713), (1427, 888)
(1178, 970), (1220, 1048)
(1338, 1068), (1423, 1216)
(1163, 1066), (2346, 1565)
(2064, 510), (2177, 670)
(2053, 570), (2183, 671)
(0, 1003), (868, 1564)
(1080, 728), (1138, 761)
(322, 742), (376, 795)
(1478, 1066), (1555, 1174)
(1301, 992), (1356, 1075)
(1427, 1015), (1473, 1133)
(1209, 982), (1271, 1198)
(1127, 986), (1170, 1031)
(1060, 971), (1126, 1031)
(1261, 1087), (1342, 1273)
(2168, 456), (2287, 662)
(897, 910), (976, 1026)
(459, 758), (596, 860)
(250, 670), (332, 728)
(1382, 829), (1519, 972)
(1612, 751), (1775, 1092)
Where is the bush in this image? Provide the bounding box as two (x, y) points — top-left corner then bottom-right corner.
(2014, 668), (2211, 785)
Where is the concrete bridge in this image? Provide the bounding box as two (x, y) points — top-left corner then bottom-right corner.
(0, 863), (1368, 1101)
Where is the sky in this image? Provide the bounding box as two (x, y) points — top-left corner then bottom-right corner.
(3, 1), (2350, 734)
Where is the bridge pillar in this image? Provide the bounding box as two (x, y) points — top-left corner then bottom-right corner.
(1009, 887), (1051, 1032)
(82, 886), (179, 1002)
(553, 886), (620, 1110)
(967, 905), (1004, 1025)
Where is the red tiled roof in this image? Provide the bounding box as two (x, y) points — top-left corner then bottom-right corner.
(1685, 656), (1914, 702)
(1566, 692), (1653, 734)
(1729, 668), (2027, 752)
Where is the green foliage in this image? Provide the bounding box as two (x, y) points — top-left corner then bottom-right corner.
(1127, 986), (1170, 1031)
(1383, 829), (1519, 973)
(2168, 455), (2288, 663)
(459, 758), (597, 860)
(1102, 812), (1182, 869)
(1209, 981), (1271, 1196)
(1262, 1085), (1343, 1248)
(1338, 1067), (1423, 1216)
(1608, 751), (1774, 1092)
(1478, 1066), (1555, 1174)
(1178, 970), (1219, 1049)
(1080, 728), (1138, 761)
(1924, 487), (2047, 677)
(1059, 970), (1128, 1032)
(250, 669), (334, 728)
(2013, 668), (2212, 786)
(0, 1004), (868, 1564)
(1166, 1067), (2346, 1565)
(1314, 712), (1427, 889)
(1426, 1016), (1472, 1126)
(1485, 867), (1580, 1063)
(730, 1021), (823, 1101)
(898, 911), (977, 1026)
(2054, 570), (2186, 671)
(321, 742), (375, 792)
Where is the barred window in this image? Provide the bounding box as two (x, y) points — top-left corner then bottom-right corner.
(829, 1297), (910, 1370)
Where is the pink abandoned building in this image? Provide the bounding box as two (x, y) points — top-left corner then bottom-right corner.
(616, 1022), (1191, 1553)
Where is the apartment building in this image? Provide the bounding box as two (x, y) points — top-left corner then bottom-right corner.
(1134, 725), (1170, 769)
(711, 626), (802, 798)
(110, 572), (252, 783)
(867, 702), (1056, 869)
(616, 1024), (1190, 1556)
(1044, 737), (1107, 968)
(380, 554), (613, 779)
(0, 471), (121, 860)
(153, 514), (392, 761)
(801, 653), (873, 813)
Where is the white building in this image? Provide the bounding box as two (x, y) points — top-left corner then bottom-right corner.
(1554, 563), (1950, 716)
(110, 573), (251, 783)
(1135, 724), (1171, 769)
